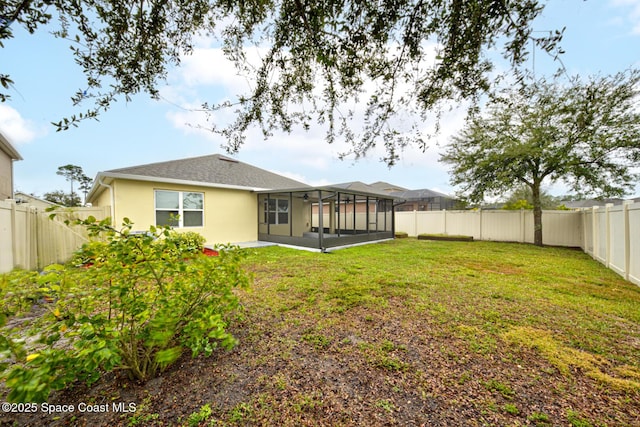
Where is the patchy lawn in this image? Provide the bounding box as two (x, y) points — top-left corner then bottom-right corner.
(3, 239), (640, 426)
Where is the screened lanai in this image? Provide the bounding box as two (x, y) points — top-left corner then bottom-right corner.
(256, 187), (401, 251)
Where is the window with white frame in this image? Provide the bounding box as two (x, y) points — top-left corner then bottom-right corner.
(155, 190), (204, 227)
(264, 197), (289, 225)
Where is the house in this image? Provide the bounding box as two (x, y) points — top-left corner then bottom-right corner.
(0, 130), (23, 200)
(14, 192), (61, 210)
(390, 188), (458, 211)
(561, 198), (626, 209)
(87, 154), (399, 251)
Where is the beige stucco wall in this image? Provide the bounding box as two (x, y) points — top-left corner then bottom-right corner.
(93, 179), (258, 244)
(0, 151), (13, 200)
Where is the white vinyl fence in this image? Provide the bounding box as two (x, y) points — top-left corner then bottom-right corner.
(395, 202), (640, 286)
(0, 200), (109, 273)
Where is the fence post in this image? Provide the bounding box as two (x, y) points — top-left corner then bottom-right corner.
(605, 203), (613, 268)
(520, 208), (525, 243)
(414, 210), (418, 237)
(623, 201), (631, 282)
(10, 200), (18, 269)
(25, 206), (32, 270)
(592, 206), (598, 262)
(443, 209), (447, 235)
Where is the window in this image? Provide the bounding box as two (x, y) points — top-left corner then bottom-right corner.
(264, 197), (289, 225)
(155, 190), (203, 227)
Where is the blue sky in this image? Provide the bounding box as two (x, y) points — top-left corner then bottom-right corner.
(2, 0), (640, 199)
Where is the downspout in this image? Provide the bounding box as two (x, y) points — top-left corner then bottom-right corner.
(97, 177), (116, 225)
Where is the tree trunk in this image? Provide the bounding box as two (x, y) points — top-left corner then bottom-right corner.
(531, 183), (543, 246)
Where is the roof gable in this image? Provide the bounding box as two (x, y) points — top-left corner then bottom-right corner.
(104, 154), (308, 190)
(0, 131), (23, 160)
(368, 181), (409, 193)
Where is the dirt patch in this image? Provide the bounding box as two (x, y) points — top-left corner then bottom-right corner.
(3, 299), (638, 426)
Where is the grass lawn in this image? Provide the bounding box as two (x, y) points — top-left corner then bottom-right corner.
(5, 239), (640, 426)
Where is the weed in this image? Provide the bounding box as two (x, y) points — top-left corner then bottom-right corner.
(292, 392), (322, 413)
(186, 403), (212, 427)
(483, 379), (515, 399)
(458, 371), (472, 385)
(566, 409), (592, 427)
(503, 403), (519, 415)
(126, 395), (157, 426)
(228, 402), (253, 423)
(301, 332), (333, 350)
(375, 399), (395, 413)
(528, 411), (551, 425)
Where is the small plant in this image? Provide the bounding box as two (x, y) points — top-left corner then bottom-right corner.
(567, 409), (592, 427)
(528, 411), (551, 425)
(187, 403), (213, 427)
(301, 332), (333, 350)
(375, 399), (395, 413)
(360, 340), (409, 372)
(228, 402), (254, 423)
(483, 379), (515, 399)
(394, 231), (409, 238)
(503, 403), (519, 415)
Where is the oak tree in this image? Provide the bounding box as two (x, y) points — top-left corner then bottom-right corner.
(1, 0), (563, 164)
(441, 70), (640, 246)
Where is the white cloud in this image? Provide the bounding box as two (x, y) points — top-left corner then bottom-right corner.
(162, 37), (470, 191)
(0, 105), (41, 144)
(609, 0), (640, 35)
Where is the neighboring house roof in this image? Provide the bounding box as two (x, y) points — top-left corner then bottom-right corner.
(368, 181), (409, 193)
(562, 198), (626, 209)
(88, 154), (310, 202)
(329, 181), (393, 197)
(14, 192), (60, 208)
(0, 130), (23, 161)
(390, 188), (453, 201)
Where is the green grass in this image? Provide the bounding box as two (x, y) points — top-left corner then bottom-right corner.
(148, 238), (640, 425)
(242, 239), (640, 381)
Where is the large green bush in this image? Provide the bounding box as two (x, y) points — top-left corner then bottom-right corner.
(0, 217), (250, 402)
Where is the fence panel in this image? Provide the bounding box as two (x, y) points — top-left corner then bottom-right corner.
(0, 202), (110, 273)
(445, 210), (481, 239)
(481, 210), (524, 242)
(581, 209), (594, 256)
(594, 207), (607, 264)
(0, 200), (17, 272)
(540, 210), (583, 247)
(608, 206), (626, 276)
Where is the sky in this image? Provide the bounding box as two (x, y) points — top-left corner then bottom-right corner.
(1, 0), (640, 200)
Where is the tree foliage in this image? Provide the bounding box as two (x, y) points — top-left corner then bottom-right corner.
(440, 70), (640, 245)
(502, 185), (564, 210)
(43, 190), (81, 207)
(0, 0), (564, 164)
(52, 164), (92, 206)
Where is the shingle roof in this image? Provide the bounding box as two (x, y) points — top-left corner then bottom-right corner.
(390, 188), (452, 200)
(329, 181), (392, 197)
(368, 181), (409, 193)
(104, 154), (308, 190)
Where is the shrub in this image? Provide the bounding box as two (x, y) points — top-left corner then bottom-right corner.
(164, 230), (206, 254)
(0, 217), (250, 402)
